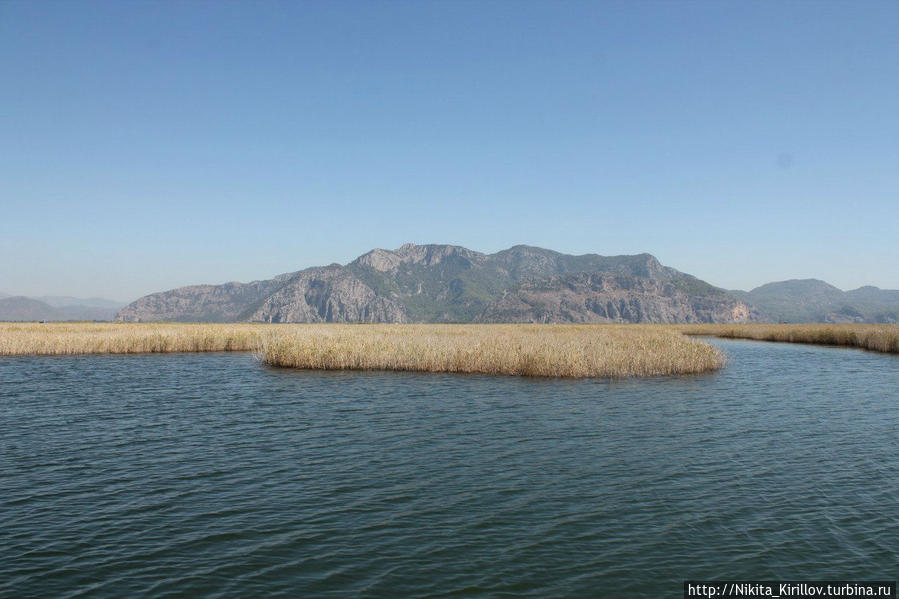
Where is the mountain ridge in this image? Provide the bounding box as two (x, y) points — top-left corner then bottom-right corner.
(5, 252), (897, 324)
(117, 244), (752, 324)
(730, 279), (899, 323)
(0, 296), (124, 322)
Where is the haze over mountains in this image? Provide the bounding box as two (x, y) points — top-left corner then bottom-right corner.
(0, 295), (124, 322)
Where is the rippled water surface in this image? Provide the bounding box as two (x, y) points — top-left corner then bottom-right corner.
(2, 340), (898, 597)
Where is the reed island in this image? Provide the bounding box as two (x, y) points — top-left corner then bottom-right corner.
(0, 322), (723, 378)
(2, 322), (896, 378)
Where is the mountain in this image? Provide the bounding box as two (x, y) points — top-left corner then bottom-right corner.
(481, 271), (751, 323)
(36, 296), (124, 310)
(731, 279), (899, 323)
(0, 297), (64, 321)
(117, 243), (752, 324)
(114, 277), (290, 322)
(0, 295), (124, 321)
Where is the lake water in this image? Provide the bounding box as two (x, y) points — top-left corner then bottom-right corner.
(2, 339), (897, 597)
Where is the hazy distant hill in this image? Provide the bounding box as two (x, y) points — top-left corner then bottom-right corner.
(118, 244), (752, 324)
(36, 296), (124, 310)
(731, 279), (899, 323)
(0, 295), (124, 321)
(0, 297), (63, 321)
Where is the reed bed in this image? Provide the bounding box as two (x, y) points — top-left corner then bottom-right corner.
(0, 323), (264, 355)
(257, 324), (724, 378)
(0, 322), (724, 378)
(672, 323), (899, 354)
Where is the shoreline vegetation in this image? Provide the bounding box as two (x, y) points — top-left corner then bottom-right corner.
(0, 323), (721, 378)
(1, 322), (896, 377)
(675, 323), (899, 354)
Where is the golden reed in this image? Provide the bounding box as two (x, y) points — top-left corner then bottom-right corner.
(0, 322), (723, 378)
(672, 323), (899, 354)
(257, 324), (724, 378)
(0, 323), (262, 355)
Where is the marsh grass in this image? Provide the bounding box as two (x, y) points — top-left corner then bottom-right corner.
(0, 322), (723, 378)
(257, 324), (723, 377)
(4, 322), (895, 377)
(673, 323), (899, 354)
(0, 323), (263, 355)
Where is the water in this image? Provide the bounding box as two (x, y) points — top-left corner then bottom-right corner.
(2, 340), (897, 598)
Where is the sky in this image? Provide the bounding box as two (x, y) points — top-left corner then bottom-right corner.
(1, 1), (897, 302)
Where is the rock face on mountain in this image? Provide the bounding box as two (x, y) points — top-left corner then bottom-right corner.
(117, 278), (287, 322)
(731, 279), (899, 323)
(248, 265), (407, 323)
(116, 243), (754, 324)
(480, 272), (751, 324)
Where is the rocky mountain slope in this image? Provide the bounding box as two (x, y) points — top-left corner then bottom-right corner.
(117, 277), (289, 322)
(481, 271), (751, 323)
(731, 279), (899, 323)
(117, 244), (752, 324)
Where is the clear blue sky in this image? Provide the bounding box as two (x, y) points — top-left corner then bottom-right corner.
(1, 1), (897, 302)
